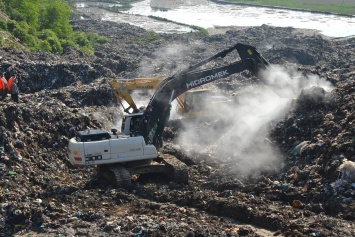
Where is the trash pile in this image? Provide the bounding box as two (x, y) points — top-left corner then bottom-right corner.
(0, 18), (354, 236)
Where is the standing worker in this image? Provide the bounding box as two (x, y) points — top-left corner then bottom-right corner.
(0, 74), (6, 100)
(7, 74), (19, 103)
(7, 74), (13, 92)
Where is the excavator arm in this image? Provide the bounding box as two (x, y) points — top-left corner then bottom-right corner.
(143, 43), (270, 148)
(107, 76), (225, 117)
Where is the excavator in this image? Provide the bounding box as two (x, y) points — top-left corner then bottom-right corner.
(68, 43), (271, 187)
(107, 77), (231, 118)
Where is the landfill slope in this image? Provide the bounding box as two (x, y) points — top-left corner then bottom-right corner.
(0, 19), (354, 237)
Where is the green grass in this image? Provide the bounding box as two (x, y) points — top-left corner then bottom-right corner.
(101, 3), (133, 12)
(130, 31), (161, 44)
(0, 30), (28, 50)
(228, 0), (355, 15)
(149, 16), (209, 36)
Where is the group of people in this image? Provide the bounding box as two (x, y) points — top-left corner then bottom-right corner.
(0, 74), (19, 103)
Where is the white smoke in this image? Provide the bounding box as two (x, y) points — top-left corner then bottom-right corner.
(137, 42), (204, 77)
(170, 99), (184, 119)
(89, 106), (123, 132)
(177, 64), (335, 176)
(129, 90), (155, 110)
(261, 64), (335, 98)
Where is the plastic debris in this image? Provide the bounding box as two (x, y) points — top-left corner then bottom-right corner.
(291, 200), (302, 208)
(338, 160), (355, 183)
(129, 226), (143, 237)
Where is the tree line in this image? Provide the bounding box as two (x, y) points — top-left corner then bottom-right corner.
(0, 0), (109, 54)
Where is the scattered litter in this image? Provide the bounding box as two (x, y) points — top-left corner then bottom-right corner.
(338, 160), (355, 183)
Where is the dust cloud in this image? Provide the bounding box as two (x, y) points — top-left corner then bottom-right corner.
(89, 107), (123, 132)
(137, 42), (204, 77)
(130, 90), (155, 109)
(177, 64), (335, 176)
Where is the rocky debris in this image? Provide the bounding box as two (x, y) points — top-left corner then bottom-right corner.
(0, 16), (354, 237)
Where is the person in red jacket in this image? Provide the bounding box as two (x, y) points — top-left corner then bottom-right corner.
(0, 75), (6, 100)
(7, 74), (19, 103)
(7, 74), (14, 92)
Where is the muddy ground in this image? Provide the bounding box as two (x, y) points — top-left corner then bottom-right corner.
(0, 7), (354, 237)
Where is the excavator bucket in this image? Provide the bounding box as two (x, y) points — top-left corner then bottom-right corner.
(235, 43), (270, 75)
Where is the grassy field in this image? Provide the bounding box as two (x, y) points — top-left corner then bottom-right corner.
(227, 0), (355, 15)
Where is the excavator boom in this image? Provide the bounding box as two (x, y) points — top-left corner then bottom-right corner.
(144, 43), (270, 147)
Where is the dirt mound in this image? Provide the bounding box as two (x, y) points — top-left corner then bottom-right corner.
(0, 19), (354, 237)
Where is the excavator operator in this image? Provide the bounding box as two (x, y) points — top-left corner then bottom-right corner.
(141, 105), (152, 144)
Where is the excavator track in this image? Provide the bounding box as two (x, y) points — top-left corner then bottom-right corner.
(174, 167), (189, 184)
(159, 154), (189, 184)
(112, 166), (132, 187)
(97, 155), (188, 187)
(97, 165), (131, 188)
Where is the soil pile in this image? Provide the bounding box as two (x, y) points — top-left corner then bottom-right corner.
(0, 18), (354, 237)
